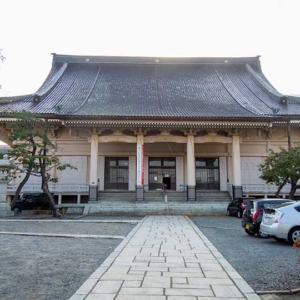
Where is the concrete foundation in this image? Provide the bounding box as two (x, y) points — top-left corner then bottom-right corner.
(187, 185), (196, 201)
(136, 185), (144, 201)
(0, 202), (14, 217)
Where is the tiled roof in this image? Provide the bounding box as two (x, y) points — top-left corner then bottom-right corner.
(1, 54), (299, 120)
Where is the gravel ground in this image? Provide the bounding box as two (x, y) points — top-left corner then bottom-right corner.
(1, 214), (299, 300)
(0, 218), (137, 300)
(0, 221), (137, 236)
(191, 216), (300, 293)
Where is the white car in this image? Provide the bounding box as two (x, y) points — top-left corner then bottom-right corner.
(261, 202), (300, 243)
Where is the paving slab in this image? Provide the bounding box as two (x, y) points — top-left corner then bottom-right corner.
(70, 216), (261, 299)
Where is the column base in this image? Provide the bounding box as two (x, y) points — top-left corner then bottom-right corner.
(88, 185), (98, 203)
(232, 185), (243, 199)
(0, 202), (14, 217)
(187, 185), (196, 201)
(136, 185), (144, 201)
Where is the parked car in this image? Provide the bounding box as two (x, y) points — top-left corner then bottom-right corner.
(260, 202), (300, 244)
(10, 193), (51, 213)
(227, 197), (255, 218)
(241, 198), (295, 238)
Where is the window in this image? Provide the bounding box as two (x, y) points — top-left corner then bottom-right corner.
(294, 205), (300, 212)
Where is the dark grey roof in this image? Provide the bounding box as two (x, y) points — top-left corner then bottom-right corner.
(1, 54), (299, 120)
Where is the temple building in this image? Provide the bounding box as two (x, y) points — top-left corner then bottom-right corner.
(1, 54), (300, 204)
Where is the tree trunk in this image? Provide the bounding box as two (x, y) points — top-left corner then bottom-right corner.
(11, 171), (31, 208)
(42, 183), (58, 218)
(11, 141), (36, 208)
(288, 179), (298, 199)
(40, 145), (59, 218)
(287, 121), (291, 150)
(275, 178), (288, 198)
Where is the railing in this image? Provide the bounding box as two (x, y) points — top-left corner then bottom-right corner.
(242, 183), (292, 194)
(7, 183), (89, 193)
(6, 182), (298, 196)
(227, 182), (233, 199)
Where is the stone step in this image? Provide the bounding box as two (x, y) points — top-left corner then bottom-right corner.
(88, 201), (229, 215)
(97, 190), (231, 202)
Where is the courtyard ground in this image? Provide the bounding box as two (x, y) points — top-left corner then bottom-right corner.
(0, 214), (299, 299)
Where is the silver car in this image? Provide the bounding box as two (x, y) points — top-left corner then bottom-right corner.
(261, 202), (300, 243)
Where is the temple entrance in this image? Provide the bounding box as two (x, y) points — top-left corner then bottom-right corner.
(163, 177), (171, 189)
(196, 158), (220, 190)
(148, 157), (176, 190)
(104, 157), (129, 190)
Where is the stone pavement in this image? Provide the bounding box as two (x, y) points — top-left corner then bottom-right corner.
(70, 216), (261, 300)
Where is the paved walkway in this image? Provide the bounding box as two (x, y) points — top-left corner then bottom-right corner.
(70, 216), (260, 300)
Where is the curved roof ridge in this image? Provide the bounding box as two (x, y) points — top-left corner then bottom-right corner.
(214, 67), (260, 116)
(71, 66), (101, 114)
(35, 62), (68, 99)
(231, 66), (278, 111)
(245, 64), (283, 100)
(52, 53), (261, 66)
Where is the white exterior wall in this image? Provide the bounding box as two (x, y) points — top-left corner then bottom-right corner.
(241, 157), (264, 185)
(60, 156), (87, 184)
(24, 173), (42, 186)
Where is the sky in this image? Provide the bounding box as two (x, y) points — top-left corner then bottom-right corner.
(0, 0), (300, 97)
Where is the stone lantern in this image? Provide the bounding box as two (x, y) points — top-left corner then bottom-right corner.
(0, 154), (16, 217)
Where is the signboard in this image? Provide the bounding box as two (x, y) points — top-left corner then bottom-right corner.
(136, 144), (144, 185)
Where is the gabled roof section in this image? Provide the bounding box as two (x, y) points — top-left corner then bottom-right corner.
(1, 54), (299, 120)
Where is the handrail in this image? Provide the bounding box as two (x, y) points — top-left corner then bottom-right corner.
(7, 183), (89, 193)
(161, 183), (168, 202)
(227, 182), (233, 200)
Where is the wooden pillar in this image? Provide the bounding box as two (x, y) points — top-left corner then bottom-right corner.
(186, 134), (196, 201)
(232, 134), (242, 198)
(136, 134), (144, 201)
(89, 133), (98, 203)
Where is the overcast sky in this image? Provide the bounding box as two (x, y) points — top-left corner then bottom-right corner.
(0, 0), (299, 97)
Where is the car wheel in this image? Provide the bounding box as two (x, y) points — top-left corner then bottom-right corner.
(257, 225), (269, 238)
(288, 227), (300, 244)
(13, 207), (21, 214)
(237, 210), (242, 218)
(226, 209), (230, 216)
(245, 228), (255, 236)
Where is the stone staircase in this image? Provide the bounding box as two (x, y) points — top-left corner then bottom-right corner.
(144, 190), (187, 202)
(85, 190), (231, 216)
(97, 191), (136, 202)
(96, 190), (231, 203)
(196, 191), (231, 202)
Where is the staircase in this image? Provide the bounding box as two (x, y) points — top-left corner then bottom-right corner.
(97, 191), (136, 202)
(86, 190), (231, 216)
(196, 191), (231, 202)
(97, 190), (231, 203)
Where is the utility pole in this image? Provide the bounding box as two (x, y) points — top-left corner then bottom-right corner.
(287, 121), (291, 150)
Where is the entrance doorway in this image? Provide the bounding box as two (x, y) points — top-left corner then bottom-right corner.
(148, 157), (176, 190)
(104, 157), (129, 190)
(163, 177), (171, 189)
(196, 158), (220, 190)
